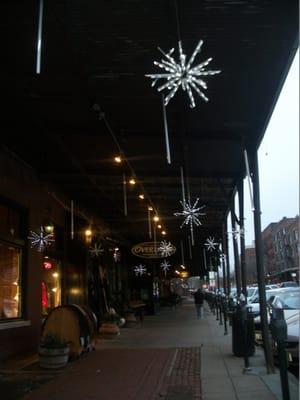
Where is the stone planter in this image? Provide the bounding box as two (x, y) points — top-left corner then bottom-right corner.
(39, 346), (70, 369)
(125, 312), (137, 327)
(99, 322), (120, 338)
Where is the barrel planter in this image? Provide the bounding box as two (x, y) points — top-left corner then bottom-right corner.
(99, 322), (120, 338)
(39, 345), (70, 369)
(41, 305), (97, 358)
(125, 312), (137, 326)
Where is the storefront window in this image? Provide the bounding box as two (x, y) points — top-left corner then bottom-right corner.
(41, 257), (61, 315)
(0, 242), (22, 319)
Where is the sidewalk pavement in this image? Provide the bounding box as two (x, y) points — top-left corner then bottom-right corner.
(0, 297), (298, 399)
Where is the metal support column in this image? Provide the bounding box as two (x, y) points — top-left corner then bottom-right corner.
(238, 180), (248, 298)
(224, 217), (231, 295)
(251, 150), (275, 373)
(230, 200), (242, 298)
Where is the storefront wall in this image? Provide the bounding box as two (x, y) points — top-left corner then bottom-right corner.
(0, 150), (67, 360)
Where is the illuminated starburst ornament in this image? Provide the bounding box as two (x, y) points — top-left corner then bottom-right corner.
(89, 243), (104, 257)
(28, 226), (54, 252)
(174, 199), (206, 241)
(160, 259), (171, 277)
(158, 241), (173, 257)
(145, 40), (221, 108)
(219, 252), (226, 261)
(134, 264), (147, 276)
(204, 236), (219, 252)
(228, 228), (245, 240)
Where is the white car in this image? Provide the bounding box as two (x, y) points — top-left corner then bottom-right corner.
(254, 288), (300, 366)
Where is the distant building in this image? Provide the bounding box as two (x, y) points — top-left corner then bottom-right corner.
(245, 244), (257, 284)
(262, 216), (299, 276)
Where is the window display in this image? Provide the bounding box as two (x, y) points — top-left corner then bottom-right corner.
(0, 242), (22, 319)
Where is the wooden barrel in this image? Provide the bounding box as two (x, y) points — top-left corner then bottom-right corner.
(42, 304), (96, 358)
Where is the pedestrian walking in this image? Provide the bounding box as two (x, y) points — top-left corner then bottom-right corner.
(193, 288), (204, 319)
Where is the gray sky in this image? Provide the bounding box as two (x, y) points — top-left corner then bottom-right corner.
(228, 49), (299, 251)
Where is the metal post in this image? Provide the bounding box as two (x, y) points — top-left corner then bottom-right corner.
(224, 217), (231, 295)
(238, 180), (248, 299)
(230, 201), (242, 297)
(252, 150), (275, 374)
(221, 223), (227, 295)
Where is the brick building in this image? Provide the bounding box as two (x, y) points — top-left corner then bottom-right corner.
(262, 216), (299, 276)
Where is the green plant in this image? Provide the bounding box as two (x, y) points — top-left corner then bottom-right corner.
(40, 333), (68, 349)
(102, 310), (120, 323)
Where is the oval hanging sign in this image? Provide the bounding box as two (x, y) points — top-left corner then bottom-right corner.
(131, 241), (176, 259)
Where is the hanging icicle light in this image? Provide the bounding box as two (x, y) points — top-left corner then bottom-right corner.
(145, 40), (221, 108)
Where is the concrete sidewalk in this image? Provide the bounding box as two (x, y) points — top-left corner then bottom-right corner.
(0, 298), (299, 399)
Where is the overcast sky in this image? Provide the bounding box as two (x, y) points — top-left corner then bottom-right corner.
(231, 49), (299, 248)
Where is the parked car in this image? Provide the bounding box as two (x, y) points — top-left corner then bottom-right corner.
(279, 281), (299, 288)
(247, 288), (286, 317)
(254, 288), (300, 365)
(265, 284), (279, 290)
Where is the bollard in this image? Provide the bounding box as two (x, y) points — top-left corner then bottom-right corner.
(270, 308), (290, 400)
(223, 295), (228, 335)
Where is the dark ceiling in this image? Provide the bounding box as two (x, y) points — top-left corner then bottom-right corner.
(3, 0), (299, 270)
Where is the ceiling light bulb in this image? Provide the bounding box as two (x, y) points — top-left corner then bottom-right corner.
(139, 194), (145, 200)
(129, 179), (136, 185)
(114, 156), (122, 163)
(157, 224), (162, 229)
(148, 206), (153, 211)
(162, 231), (166, 235)
(85, 229), (92, 237)
(153, 216), (159, 222)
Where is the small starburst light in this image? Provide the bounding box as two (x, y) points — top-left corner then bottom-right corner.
(146, 40), (221, 108)
(228, 228), (245, 240)
(134, 264), (147, 276)
(174, 199), (206, 229)
(28, 226), (54, 252)
(160, 259), (171, 276)
(204, 236), (219, 252)
(89, 243), (104, 257)
(158, 241), (174, 257)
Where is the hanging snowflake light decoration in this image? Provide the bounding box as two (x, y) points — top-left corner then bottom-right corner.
(228, 228), (245, 240)
(28, 226), (54, 252)
(174, 198), (206, 235)
(89, 242), (104, 258)
(113, 248), (121, 262)
(204, 236), (219, 252)
(145, 40), (221, 108)
(134, 264), (147, 276)
(158, 240), (174, 257)
(160, 259), (171, 277)
(219, 252), (226, 262)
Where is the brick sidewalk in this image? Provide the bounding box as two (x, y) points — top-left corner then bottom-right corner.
(156, 347), (202, 400)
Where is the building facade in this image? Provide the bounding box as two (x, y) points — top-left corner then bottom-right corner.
(262, 216), (299, 278)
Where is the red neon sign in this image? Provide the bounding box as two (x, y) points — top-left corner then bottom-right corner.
(43, 262), (53, 270)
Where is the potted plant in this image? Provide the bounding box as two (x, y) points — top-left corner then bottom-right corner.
(39, 333), (70, 369)
(99, 308), (121, 337)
